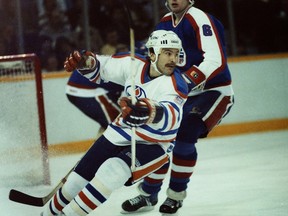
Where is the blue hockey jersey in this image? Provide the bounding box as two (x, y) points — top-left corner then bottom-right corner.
(156, 6), (233, 96)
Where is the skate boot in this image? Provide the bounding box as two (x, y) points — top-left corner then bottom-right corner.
(159, 188), (186, 214)
(159, 198), (183, 214)
(121, 183), (158, 213)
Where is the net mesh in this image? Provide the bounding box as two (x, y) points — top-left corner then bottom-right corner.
(0, 55), (49, 186)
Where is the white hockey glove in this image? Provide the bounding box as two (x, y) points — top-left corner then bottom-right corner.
(64, 50), (97, 74)
(182, 67), (206, 91)
(119, 97), (164, 127)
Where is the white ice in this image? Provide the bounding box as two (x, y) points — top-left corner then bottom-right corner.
(1, 130), (287, 216)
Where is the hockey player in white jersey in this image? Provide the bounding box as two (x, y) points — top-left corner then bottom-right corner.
(41, 30), (188, 216)
(121, 0), (234, 214)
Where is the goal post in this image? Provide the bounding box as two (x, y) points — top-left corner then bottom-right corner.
(0, 53), (50, 186)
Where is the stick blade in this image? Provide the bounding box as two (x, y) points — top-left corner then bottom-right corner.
(9, 189), (45, 207)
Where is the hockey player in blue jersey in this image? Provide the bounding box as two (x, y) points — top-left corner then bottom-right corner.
(41, 30), (188, 216)
(121, 0), (234, 214)
(66, 71), (123, 130)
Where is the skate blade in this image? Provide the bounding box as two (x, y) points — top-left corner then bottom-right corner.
(121, 206), (155, 214)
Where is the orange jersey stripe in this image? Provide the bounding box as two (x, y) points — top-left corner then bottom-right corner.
(132, 155), (169, 182)
(168, 104), (176, 130)
(136, 131), (176, 142)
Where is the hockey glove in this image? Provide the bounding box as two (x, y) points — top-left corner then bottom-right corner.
(182, 67), (206, 91)
(119, 97), (164, 127)
(64, 50), (97, 74)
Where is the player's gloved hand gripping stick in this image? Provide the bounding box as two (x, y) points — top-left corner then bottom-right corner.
(119, 97), (164, 127)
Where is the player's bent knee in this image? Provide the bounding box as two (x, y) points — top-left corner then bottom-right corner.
(62, 171), (89, 201)
(94, 157), (132, 191)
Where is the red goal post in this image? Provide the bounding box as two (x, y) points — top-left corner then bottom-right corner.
(0, 53), (50, 185)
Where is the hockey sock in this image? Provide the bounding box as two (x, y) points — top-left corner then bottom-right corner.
(42, 172), (88, 216)
(62, 157), (131, 216)
(141, 160), (170, 196)
(169, 142), (198, 192)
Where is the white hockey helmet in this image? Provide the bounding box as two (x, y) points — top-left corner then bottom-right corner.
(146, 30), (182, 75)
(165, 0), (195, 11)
(146, 30), (182, 57)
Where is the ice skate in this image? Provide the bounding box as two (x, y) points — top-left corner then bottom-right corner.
(159, 197), (183, 215)
(121, 194), (158, 213)
(121, 183), (158, 214)
(159, 188), (186, 215)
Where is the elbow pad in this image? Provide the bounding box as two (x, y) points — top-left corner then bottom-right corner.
(182, 67), (206, 91)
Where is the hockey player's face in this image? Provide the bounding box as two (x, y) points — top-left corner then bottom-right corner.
(157, 48), (179, 76)
(167, 0), (190, 13)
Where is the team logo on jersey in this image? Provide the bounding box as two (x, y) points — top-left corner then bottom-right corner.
(177, 48), (186, 66)
(125, 85), (146, 99)
(190, 71), (199, 79)
(190, 106), (202, 115)
(174, 95), (185, 105)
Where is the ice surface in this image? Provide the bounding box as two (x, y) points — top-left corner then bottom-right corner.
(1, 130), (287, 216)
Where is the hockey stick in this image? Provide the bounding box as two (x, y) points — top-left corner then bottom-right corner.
(9, 2), (136, 207)
(122, 0), (137, 171)
(9, 128), (105, 206)
(9, 167), (74, 207)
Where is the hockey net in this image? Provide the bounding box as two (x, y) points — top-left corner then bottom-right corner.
(0, 54), (50, 186)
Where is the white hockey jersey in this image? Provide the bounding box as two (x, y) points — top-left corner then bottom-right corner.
(80, 53), (188, 151)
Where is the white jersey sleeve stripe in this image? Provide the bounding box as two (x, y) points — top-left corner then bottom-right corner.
(187, 8), (224, 79)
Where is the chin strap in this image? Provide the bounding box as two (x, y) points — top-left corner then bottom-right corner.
(151, 61), (163, 76)
(150, 54), (163, 76)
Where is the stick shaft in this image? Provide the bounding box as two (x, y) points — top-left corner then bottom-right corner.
(9, 167), (73, 207)
(122, 0), (137, 171)
(129, 27), (137, 171)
